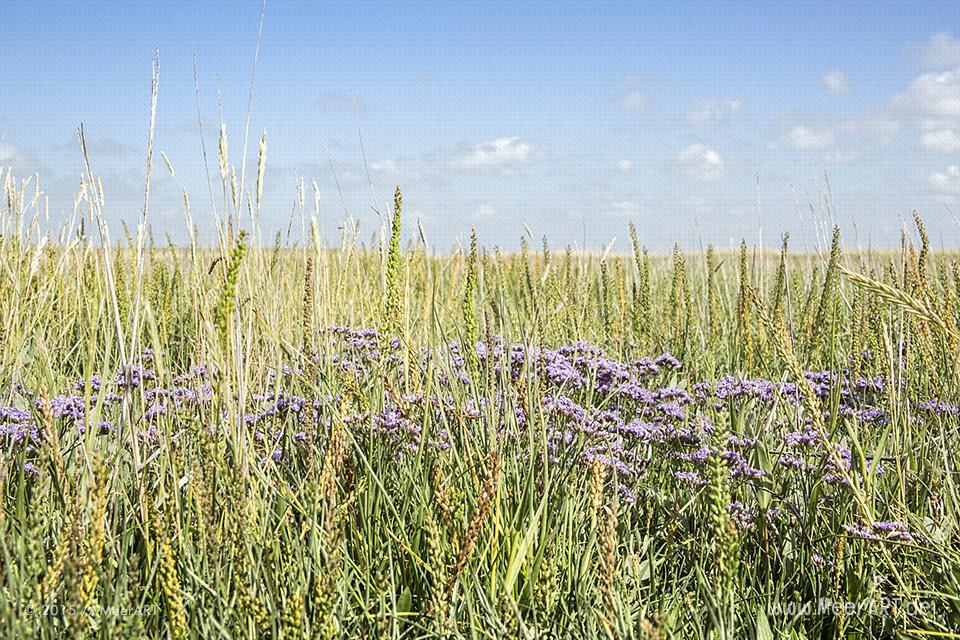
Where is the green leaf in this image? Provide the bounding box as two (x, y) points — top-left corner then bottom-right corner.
(397, 587), (412, 614)
(755, 605), (774, 640)
(504, 500), (545, 594)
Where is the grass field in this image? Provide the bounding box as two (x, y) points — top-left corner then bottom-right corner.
(3, 165), (960, 638)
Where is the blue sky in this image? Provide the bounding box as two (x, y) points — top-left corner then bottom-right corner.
(3, 1), (960, 250)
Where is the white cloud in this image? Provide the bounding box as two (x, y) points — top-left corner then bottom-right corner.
(678, 196), (712, 215)
(823, 149), (858, 164)
(775, 125), (835, 149)
(921, 129), (960, 152)
(609, 200), (639, 213)
(687, 98), (743, 124)
(450, 137), (531, 169)
(918, 118), (959, 131)
(471, 204), (497, 219)
(675, 144), (725, 181)
(922, 32), (960, 68)
(778, 126), (833, 149)
(0, 142), (47, 175)
(840, 114), (901, 143)
(615, 91), (648, 112)
(370, 159), (396, 172)
(617, 159), (633, 172)
(929, 165), (960, 193)
(891, 68), (960, 121)
(822, 71), (851, 95)
(688, 101), (723, 124)
(891, 68), (960, 149)
(604, 200), (643, 218)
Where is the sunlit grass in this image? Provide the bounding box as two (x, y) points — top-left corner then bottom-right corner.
(2, 154), (960, 639)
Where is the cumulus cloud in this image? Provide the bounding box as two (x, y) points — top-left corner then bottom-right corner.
(615, 91), (648, 112)
(687, 98), (743, 125)
(891, 68), (960, 121)
(890, 67), (960, 150)
(920, 129), (960, 152)
(822, 71), (851, 95)
(922, 32), (960, 69)
(928, 165), (960, 193)
(0, 143), (15, 163)
(675, 144), (725, 181)
(772, 112), (895, 151)
(617, 159), (633, 172)
(450, 137), (532, 169)
(774, 125), (835, 149)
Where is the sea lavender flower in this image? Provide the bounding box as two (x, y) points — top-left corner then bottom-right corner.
(656, 401), (686, 421)
(144, 404), (167, 421)
(917, 399), (960, 416)
(675, 471), (707, 487)
(45, 395), (86, 421)
(777, 454), (807, 470)
(140, 426), (159, 445)
(727, 501), (755, 531)
(74, 375), (103, 392)
(726, 435), (757, 449)
(784, 427), (821, 448)
(581, 449), (635, 478)
(723, 450), (765, 479)
(843, 521), (913, 543)
(654, 353), (681, 369)
(617, 484), (638, 504)
(677, 445), (713, 466)
(822, 444), (854, 485)
(870, 520), (914, 542)
(116, 364), (156, 388)
(544, 395), (587, 424)
(544, 356), (584, 389)
(632, 358), (660, 377)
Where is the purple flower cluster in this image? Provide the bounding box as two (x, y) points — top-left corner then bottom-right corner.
(843, 520), (913, 543)
(0, 328), (950, 547)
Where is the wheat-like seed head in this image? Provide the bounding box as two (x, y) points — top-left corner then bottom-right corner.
(840, 265), (955, 341)
(218, 124), (229, 184)
(255, 130), (266, 210)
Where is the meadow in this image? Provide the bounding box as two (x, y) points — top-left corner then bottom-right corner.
(2, 161), (960, 638)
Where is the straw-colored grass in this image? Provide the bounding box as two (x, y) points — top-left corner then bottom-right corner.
(2, 159), (960, 639)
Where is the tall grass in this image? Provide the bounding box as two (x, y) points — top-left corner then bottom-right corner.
(1, 166), (960, 639)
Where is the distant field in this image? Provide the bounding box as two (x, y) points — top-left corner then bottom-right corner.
(2, 177), (960, 638)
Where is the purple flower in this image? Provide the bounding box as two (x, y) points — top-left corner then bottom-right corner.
(675, 471), (707, 487)
(727, 501), (755, 531)
(654, 353), (682, 370)
(843, 520), (913, 543)
(917, 399), (960, 416)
